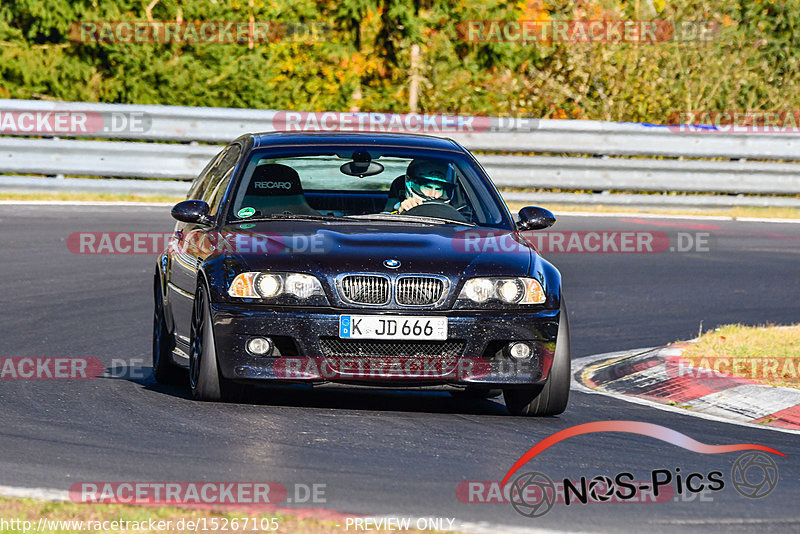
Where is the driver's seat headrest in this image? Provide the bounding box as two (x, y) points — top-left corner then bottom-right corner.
(240, 163), (319, 216)
(245, 164), (305, 196)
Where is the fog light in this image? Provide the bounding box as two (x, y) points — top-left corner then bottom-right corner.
(246, 337), (273, 356)
(508, 342), (532, 360)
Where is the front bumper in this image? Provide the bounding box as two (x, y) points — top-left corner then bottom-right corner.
(211, 303), (560, 387)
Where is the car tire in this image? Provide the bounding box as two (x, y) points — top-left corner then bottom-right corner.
(189, 282), (230, 401)
(153, 273), (182, 384)
(504, 300), (571, 416)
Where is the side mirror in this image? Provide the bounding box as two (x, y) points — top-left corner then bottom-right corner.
(171, 200), (212, 225)
(517, 206), (555, 231)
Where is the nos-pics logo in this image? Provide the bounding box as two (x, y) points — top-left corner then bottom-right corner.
(503, 421), (783, 518)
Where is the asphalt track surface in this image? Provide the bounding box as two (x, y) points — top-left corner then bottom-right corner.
(1, 204), (799, 533)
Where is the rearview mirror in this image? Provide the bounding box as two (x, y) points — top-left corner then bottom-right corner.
(517, 206), (555, 231)
(171, 200), (212, 225)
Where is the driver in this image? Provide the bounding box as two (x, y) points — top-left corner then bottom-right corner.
(386, 159), (458, 213)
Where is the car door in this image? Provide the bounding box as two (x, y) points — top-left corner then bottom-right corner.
(168, 144), (241, 347)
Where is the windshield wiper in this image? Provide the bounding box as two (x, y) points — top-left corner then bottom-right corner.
(345, 213), (476, 226)
(232, 214), (341, 223)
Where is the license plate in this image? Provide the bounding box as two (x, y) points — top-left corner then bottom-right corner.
(339, 315), (448, 340)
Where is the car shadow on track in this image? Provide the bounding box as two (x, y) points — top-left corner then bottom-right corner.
(233, 385), (511, 416)
(104, 363), (512, 416)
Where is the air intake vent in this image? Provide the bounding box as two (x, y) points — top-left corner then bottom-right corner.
(396, 276), (447, 305)
(319, 338), (465, 359)
(339, 275), (390, 305)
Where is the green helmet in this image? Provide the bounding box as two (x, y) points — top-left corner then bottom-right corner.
(404, 159), (456, 201)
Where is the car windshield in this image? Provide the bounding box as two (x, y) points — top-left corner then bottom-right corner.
(227, 147), (512, 228)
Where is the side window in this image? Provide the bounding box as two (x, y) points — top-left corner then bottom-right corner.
(207, 167), (235, 215)
(203, 144), (241, 215)
(187, 149), (226, 200)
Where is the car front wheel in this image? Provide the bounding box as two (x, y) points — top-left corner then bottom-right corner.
(189, 283), (230, 401)
(504, 300), (571, 416)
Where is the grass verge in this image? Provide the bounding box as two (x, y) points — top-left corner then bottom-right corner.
(679, 324), (800, 389)
(0, 497), (448, 534)
(0, 192), (183, 203)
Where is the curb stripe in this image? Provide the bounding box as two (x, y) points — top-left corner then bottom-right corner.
(581, 344), (800, 431)
(680, 384), (800, 422)
(753, 405), (800, 429)
(628, 364), (749, 403)
(587, 353), (663, 385)
(598, 363), (672, 392)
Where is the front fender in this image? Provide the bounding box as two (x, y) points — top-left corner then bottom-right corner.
(531, 253), (563, 311)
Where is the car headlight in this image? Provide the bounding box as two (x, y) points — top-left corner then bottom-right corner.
(462, 278), (494, 303)
(228, 272), (324, 300)
(257, 274), (282, 298)
(458, 277), (545, 305)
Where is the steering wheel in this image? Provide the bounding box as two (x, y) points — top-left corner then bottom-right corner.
(402, 201), (468, 222)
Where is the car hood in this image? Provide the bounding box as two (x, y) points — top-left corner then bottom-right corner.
(217, 220), (534, 278)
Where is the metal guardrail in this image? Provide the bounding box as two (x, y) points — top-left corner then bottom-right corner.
(481, 155), (800, 194)
(2, 98), (800, 206)
(3, 98), (800, 159)
(0, 99), (278, 144)
(0, 137), (218, 179)
(4, 137), (799, 196)
(453, 124), (800, 160)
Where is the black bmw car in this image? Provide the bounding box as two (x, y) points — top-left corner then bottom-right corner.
(153, 132), (570, 416)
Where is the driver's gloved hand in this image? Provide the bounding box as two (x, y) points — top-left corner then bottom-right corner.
(397, 197), (424, 213)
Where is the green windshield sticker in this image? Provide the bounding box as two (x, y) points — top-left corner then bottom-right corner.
(237, 207), (255, 218)
(239, 223), (255, 229)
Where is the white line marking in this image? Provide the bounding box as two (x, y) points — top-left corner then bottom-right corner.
(0, 484), (69, 501)
(556, 211), (734, 221)
(650, 518), (800, 525)
(735, 217), (800, 224)
(0, 200), (172, 207)
(556, 211), (800, 224)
